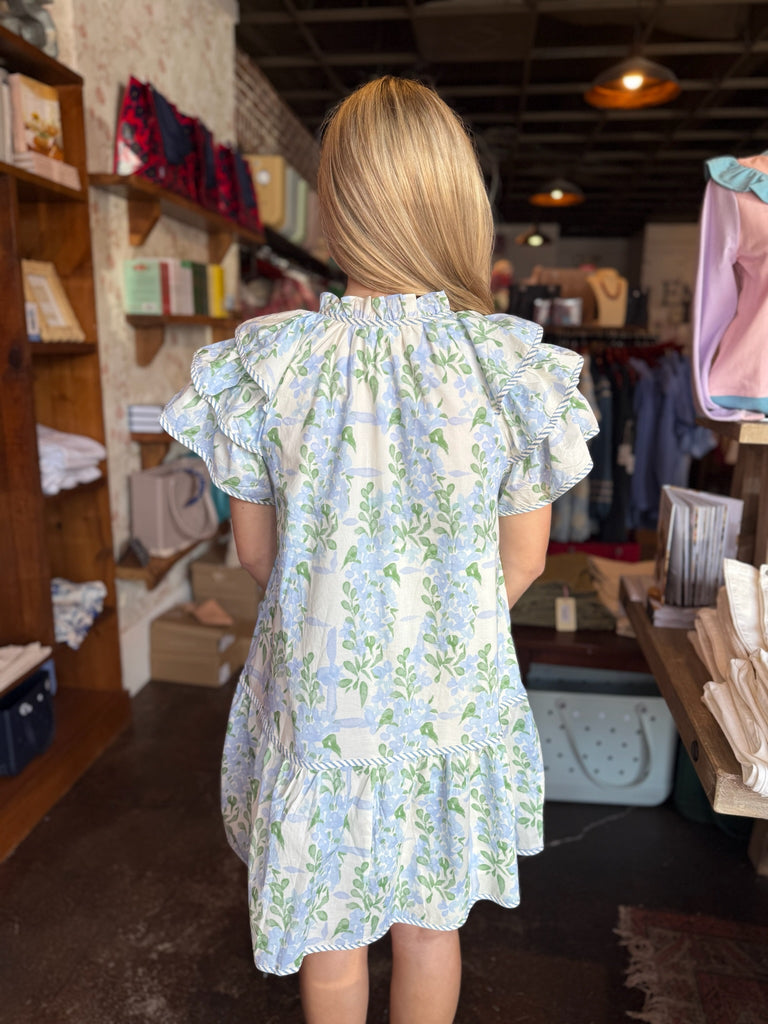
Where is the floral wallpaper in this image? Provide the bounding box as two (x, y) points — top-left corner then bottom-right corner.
(49, 0), (238, 635)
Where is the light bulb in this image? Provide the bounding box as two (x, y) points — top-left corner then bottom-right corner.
(550, 188), (564, 200)
(528, 233), (544, 247)
(621, 71), (645, 91)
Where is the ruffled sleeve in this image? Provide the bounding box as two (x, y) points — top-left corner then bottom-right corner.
(161, 336), (275, 504)
(473, 315), (598, 515)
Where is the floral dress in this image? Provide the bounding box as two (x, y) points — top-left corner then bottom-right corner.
(161, 290), (598, 975)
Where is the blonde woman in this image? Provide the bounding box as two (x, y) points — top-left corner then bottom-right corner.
(162, 77), (597, 1024)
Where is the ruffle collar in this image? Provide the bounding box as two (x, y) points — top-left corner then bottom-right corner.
(705, 154), (768, 202)
(319, 290), (451, 322)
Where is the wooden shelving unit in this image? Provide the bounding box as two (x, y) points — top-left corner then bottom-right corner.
(127, 314), (239, 366)
(620, 583), (768, 820)
(0, 26), (129, 861)
(89, 172), (266, 257)
(619, 416), (768, 873)
(130, 431), (173, 470)
(30, 341), (97, 356)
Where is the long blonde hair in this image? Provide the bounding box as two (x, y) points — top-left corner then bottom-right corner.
(317, 77), (494, 315)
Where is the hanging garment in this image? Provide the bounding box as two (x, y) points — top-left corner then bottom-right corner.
(692, 153), (768, 420)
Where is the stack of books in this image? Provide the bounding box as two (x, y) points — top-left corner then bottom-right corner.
(650, 485), (744, 626)
(123, 259), (227, 318)
(0, 71), (81, 189)
(128, 404), (165, 435)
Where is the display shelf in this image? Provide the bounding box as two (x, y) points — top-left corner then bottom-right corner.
(698, 416), (768, 565)
(262, 225), (345, 284)
(115, 525), (226, 590)
(0, 687), (130, 861)
(0, 159), (85, 202)
(126, 315), (239, 366)
(30, 341), (97, 357)
(89, 172), (265, 258)
(511, 624), (649, 680)
(696, 417), (768, 446)
(130, 432), (173, 470)
(0, 25), (126, 861)
(620, 579), (768, 820)
(42, 472), (107, 500)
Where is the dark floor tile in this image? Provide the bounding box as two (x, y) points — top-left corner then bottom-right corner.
(2, 679), (767, 1024)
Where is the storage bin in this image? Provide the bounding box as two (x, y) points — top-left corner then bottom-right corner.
(0, 667), (55, 777)
(525, 663), (678, 806)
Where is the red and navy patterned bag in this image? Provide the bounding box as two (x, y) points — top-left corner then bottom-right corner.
(114, 77), (199, 202)
(233, 151), (263, 233)
(213, 144), (240, 221)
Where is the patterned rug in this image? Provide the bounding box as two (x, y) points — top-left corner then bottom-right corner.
(616, 906), (768, 1024)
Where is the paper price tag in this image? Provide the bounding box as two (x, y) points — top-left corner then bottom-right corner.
(555, 596), (578, 632)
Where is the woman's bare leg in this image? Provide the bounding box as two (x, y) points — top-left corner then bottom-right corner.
(299, 945), (369, 1024)
(389, 923), (461, 1024)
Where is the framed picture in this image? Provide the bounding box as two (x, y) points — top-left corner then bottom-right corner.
(20, 260), (85, 342)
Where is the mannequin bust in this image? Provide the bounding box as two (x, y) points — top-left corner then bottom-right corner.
(587, 267), (628, 328)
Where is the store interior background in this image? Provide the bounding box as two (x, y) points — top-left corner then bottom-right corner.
(40, 0), (726, 693)
(3, 2), (768, 1021)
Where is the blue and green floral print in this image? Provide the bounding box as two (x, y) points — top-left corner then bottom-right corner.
(161, 290), (598, 975)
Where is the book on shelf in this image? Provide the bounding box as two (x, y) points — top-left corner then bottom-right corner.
(124, 258), (167, 315)
(190, 262), (209, 316)
(0, 70), (13, 164)
(651, 484), (743, 624)
(128, 404), (164, 434)
(12, 149), (81, 189)
(166, 259), (194, 316)
(207, 264), (227, 318)
(9, 72), (64, 160)
(124, 259), (216, 317)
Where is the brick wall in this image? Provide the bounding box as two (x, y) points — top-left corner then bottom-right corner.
(236, 50), (321, 185)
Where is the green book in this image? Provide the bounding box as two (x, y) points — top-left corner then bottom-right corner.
(190, 262), (209, 316)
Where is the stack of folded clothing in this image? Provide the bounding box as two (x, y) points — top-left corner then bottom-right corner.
(51, 578), (107, 650)
(0, 642), (53, 695)
(689, 559), (768, 796)
(37, 424), (107, 496)
(587, 555), (656, 637)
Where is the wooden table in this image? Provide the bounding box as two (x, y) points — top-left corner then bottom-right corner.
(620, 579), (768, 874)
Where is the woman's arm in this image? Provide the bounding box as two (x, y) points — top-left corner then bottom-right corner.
(498, 504), (551, 608)
(230, 498), (278, 590)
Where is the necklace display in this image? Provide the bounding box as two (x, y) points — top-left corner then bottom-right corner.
(596, 272), (623, 301)
(587, 268), (628, 328)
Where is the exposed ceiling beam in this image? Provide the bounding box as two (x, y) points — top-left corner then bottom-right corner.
(255, 39), (768, 69)
(241, 0), (768, 25)
(278, 77), (768, 102)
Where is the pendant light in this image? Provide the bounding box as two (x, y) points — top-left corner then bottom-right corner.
(514, 225), (552, 248)
(529, 178), (585, 208)
(584, 56), (681, 109)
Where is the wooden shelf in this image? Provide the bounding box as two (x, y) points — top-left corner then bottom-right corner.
(130, 432), (173, 470)
(0, 160), (86, 202)
(0, 686), (130, 861)
(30, 341), (97, 356)
(89, 172), (265, 258)
(116, 537), (209, 590)
(696, 417), (768, 446)
(126, 314), (239, 366)
(512, 624), (649, 679)
(620, 579), (768, 820)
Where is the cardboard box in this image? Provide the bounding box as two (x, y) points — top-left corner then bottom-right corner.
(150, 605), (253, 687)
(190, 545), (264, 624)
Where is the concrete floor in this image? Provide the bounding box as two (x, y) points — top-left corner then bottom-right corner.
(2, 678), (767, 1024)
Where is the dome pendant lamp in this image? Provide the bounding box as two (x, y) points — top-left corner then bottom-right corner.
(529, 178), (585, 208)
(584, 55), (681, 109)
(515, 225), (552, 248)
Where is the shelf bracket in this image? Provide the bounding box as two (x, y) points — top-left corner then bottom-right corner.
(127, 197), (162, 247)
(208, 229), (235, 264)
(134, 325), (165, 366)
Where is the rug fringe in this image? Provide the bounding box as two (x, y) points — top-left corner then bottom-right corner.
(615, 906), (680, 1024)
